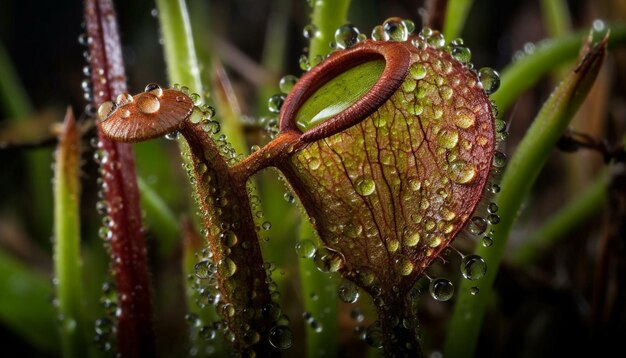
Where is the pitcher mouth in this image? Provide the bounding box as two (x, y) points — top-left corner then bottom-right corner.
(279, 39), (412, 143)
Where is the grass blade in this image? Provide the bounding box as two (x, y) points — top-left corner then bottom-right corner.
(511, 170), (608, 266)
(53, 108), (88, 357)
(443, 0), (474, 40)
(493, 23), (626, 115)
(444, 31), (608, 358)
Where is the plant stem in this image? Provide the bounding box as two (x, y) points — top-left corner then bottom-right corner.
(444, 34), (608, 358)
(53, 108), (88, 357)
(308, 0), (351, 64)
(492, 23), (626, 115)
(155, 0), (203, 94)
(85, 0), (156, 356)
(442, 0), (474, 40)
(511, 170), (608, 266)
(179, 123), (277, 353)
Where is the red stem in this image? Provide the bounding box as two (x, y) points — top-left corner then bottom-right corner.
(84, 0), (155, 356)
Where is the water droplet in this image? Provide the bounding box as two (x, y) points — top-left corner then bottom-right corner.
(137, 94), (160, 114)
(487, 214), (500, 225)
(408, 177), (421, 191)
(268, 325), (293, 349)
(365, 324), (384, 348)
(371, 25), (389, 41)
(194, 260), (213, 279)
(479, 67), (500, 95)
(427, 31), (445, 48)
(97, 101), (116, 121)
(451, 46), (471, 64)
(303, 24), (318, 39)
(438, 129), (459, 149)
(404, 231), (420, 247)
(493, 151), (507, 168)
(449, 160), (476, 184)
(314, 247), (343, 273)
(295, 239), (316, 259)
(396, 257), (414, 276)
(279, 75), (298, 94)
(460, 254), (487, 280)
(199, 325), (216, 340)
(454, 108), (476, 129)
(429, 278), (454, 301)
(383, 17), (408, 42)
(217, 258), (237, 278)
(334, 24), (360, 49)
(308, 157), (321, 170)
(468, 216), (487, 235)
(268, 94), (285, 114)
(262, 221), (272, 230)
(470, 286), (480, 295)
(487, 202), (498, 213)
(220, 230), (238, 247)
(144, 83), (163, 97)
(402, 19), (415, 34)
(115, 93), (133, 107)
(338, 282), (360, 303)
(355, 177), (376, 196)
(165, 131), (179, 140)
(489, 184), (501, 194)
(482, 236), (493, 247)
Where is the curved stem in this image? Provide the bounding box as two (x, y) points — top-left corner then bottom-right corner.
(179, 123), (278, 354)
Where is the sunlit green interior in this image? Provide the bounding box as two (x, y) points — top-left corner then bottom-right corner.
(295, 60), (386, 132)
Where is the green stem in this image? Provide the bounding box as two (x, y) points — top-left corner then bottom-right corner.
(444, 34), (607, 358)
(298, 223), (338, 358)
(308, 0), (351, 64)
(155, 0), (203, 93)
(137, 176), (179, 257)
(493, 23), (626, 115)
(296, 1), (351, 356)
(442, 0), (474, 40)
(540, 0), (572, 39)
(511, 170), (608, 266)
(53, 109), (88, 357)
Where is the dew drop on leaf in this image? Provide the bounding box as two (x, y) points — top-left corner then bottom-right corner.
(355, 177), (376, 196)
(313, 247), (343, 273)
(144, 83), (163, 98)
(296, 239), (315, 259)
(137, 94), (160, 114)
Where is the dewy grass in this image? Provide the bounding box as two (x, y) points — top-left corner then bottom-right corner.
(444, 32), (608, 358)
